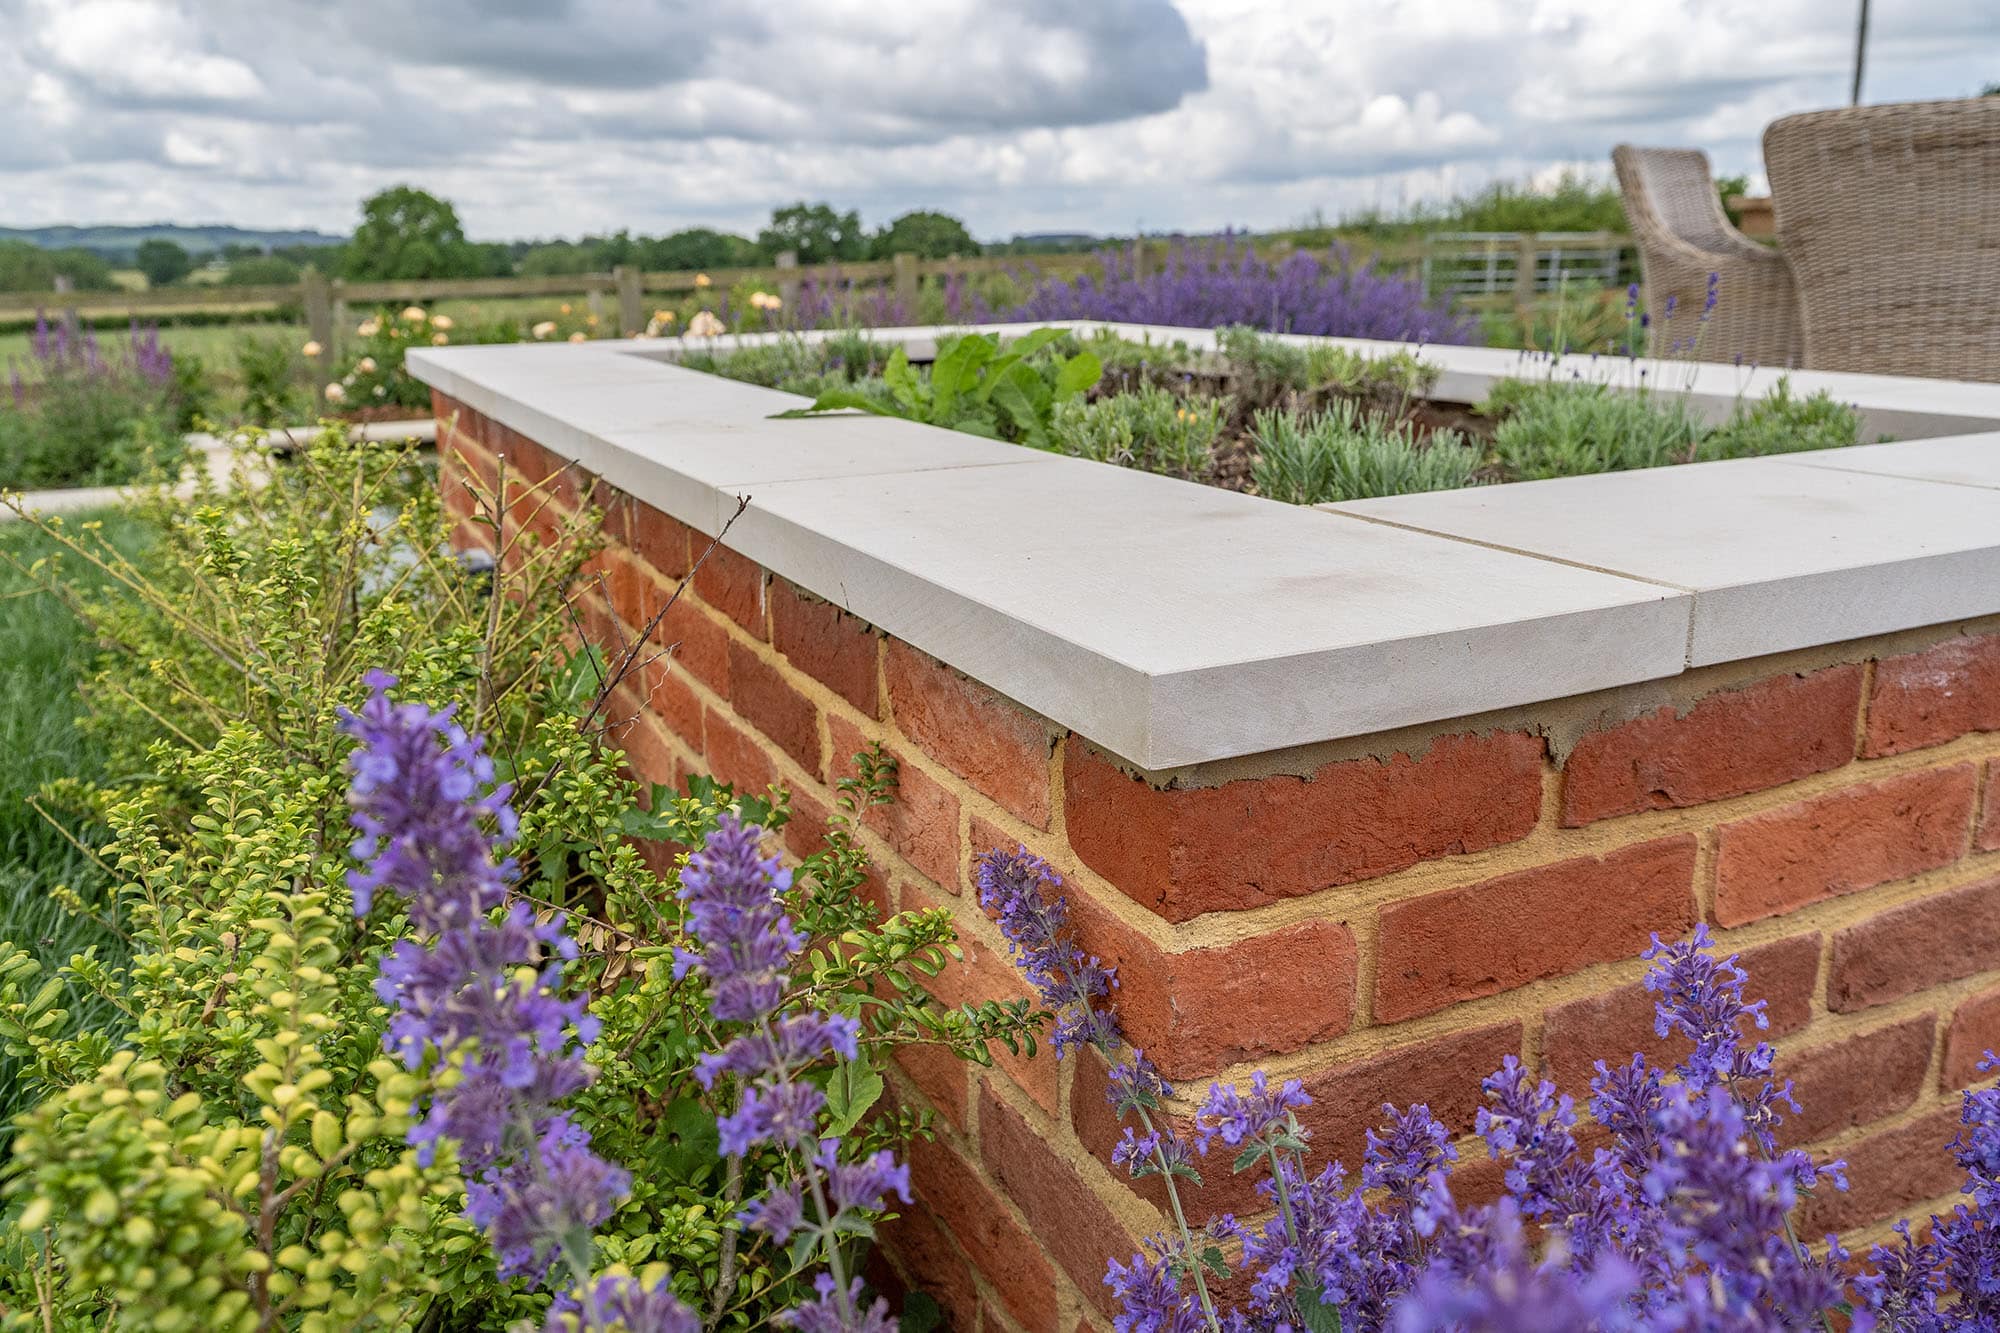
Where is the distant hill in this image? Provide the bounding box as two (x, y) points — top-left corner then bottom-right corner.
(0, 224), (346, 261)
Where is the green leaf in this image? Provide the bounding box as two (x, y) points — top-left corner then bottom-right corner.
(1053, 349), (1104, 402)
(772, 389), (902, 420)
(821, 1061), (884, 1137)
(1297, 1281), (1343, 1333)
(881, 347), (922, 410)
(1200, 1245), (1231, 1282)
(899, 1291), (944, 1333)
(929, 335), (995, 417)
(656, 1097), (722, 1179)
(1004, 327), (1067, 361)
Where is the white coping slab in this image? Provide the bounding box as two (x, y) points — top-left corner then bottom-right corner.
(409, 328), (2000, 768)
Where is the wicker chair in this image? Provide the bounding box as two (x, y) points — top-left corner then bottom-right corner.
(1764, 98), (2000, 382)
(1612, 144), (1802, 368)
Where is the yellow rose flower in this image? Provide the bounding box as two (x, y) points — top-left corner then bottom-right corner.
(300, 340), (323, 357)
(430, 315), (454, 330)
(323, 382), (347, 403)
(532, 320), (558, 340)
(401, 305), (426, 322)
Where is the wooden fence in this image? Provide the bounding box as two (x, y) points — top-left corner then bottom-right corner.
(0, 233), (1637, 365)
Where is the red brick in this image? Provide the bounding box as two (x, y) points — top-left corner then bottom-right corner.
(886, 641), (1052, 829)
(1065, 890), (1356, 1080)
(1376, 836), (1698, 1024)
(978, 1086), (1136, 1318)
(1829, 875), (2000, 1012)
(645, 598), (730, 697)
(632, 647), (704, 750)
(1065, 733), (1544, 924)
(1799, 1105), (1962, 1235)
(906, 881), (1059, 1112)
(1561, 667), (1862, 826)
(1980, 759), (2000, 853)
(1866, 635), (2000, 757)
(873, 1195), (980, 1333)
(1713, 765), (1975, 926)
(1298, 1022), (1524, 1167)
(628, 506), (694, 582)
(607, 696), (683, 789)
(725, 640), (820, 774)
(893, 1042), (970, 1129)
(910, 1129), (1061, 1333)
(830, 715), (962, 890)
(1777, 1012), (1935, 1147)
(1540, 932), (1820, 1092)
(692, 541), (766, 637)
(1944, 983), (2000, 1089)
(771, 579), (880, 717)
(703, 706), (778, 798)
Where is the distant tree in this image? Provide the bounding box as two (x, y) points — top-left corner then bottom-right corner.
(135, 238), (193, 287)
(223, 254), (301, 286)
(344, 186), (487, 280)
(644, 227), (759, 272)
(869, 210), (978, 259)
(0, 241), (115, 292)
(757, 202), (865, 265)
(517, 241), (601, 276)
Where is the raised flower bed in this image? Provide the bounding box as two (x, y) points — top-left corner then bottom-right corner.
(413, 326), (2000, 1331)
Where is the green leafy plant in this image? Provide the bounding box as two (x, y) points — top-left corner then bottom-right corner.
(1250, 401), (1478, 505)
(1700, 377), (1865, 460)
(1486, 380), (1703, 480)
(234, 334), (305, 427)
(0, 436), (1038, 1328)
(1050, 387), (1230, 478)
(1216, 325), (1437, 416)
(776, 328), (1102, 449)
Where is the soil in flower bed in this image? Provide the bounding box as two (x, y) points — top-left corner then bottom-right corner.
(678, 327), (1874, 506)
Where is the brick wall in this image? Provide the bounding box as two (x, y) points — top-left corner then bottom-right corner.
(438, 394), (2000, 1332)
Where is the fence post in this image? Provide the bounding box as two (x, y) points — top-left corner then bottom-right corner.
(1514, 233), (1540, 307)
(585, 283), (605, 326)
(301, 266), (333, 405)
(614, 264), (644, 337)
(892, 252), (919, 315)
(776, 251), (800, 311)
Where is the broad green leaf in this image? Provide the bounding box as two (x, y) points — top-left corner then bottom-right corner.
(929, 335), (995, 417)
(1297, 1282), (1344, 1333)
(772, 390), (903, 420)
(822, 1061), (885, 1137)
(1053, 348), (1104, 401)
(881, 347), (922, 409)
(1004, 327), (1067, 360)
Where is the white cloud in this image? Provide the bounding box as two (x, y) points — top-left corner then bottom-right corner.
(36, 0), (265, 103)
(0, 0), (1991, 240)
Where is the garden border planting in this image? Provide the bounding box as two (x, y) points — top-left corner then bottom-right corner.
(417, 329), (2000, 1330)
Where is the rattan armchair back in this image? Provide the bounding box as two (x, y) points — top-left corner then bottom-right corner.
(1765, 98), (2000, 383)
(1612, 144), (1802, 369)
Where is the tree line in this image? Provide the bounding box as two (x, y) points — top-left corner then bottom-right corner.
(0, 187), (993, 293)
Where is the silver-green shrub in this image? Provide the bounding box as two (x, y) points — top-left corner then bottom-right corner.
(1050, 387), (1230, 479)
(1249, 401), (1478, 505)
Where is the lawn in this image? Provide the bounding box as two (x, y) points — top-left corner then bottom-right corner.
(0, 508), (146, 1130)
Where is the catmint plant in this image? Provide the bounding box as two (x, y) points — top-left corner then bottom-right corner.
(1006, 236), (1478, 345)
(974, 848), (1879, 1332)
(676, 813), (906, 1333)
(343, 669), (687, 1328)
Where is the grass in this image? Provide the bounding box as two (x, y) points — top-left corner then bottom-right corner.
(0, 508), (148, 1129)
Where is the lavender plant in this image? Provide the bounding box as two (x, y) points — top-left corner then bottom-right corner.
(1, 311), (188, 489)
(344, 672), (917, 1330)
(975, 847), (1921, 1332)
(1007, 238), (1478, 345)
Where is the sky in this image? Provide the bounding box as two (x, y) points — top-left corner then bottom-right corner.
(1, 0), (1994, 243)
